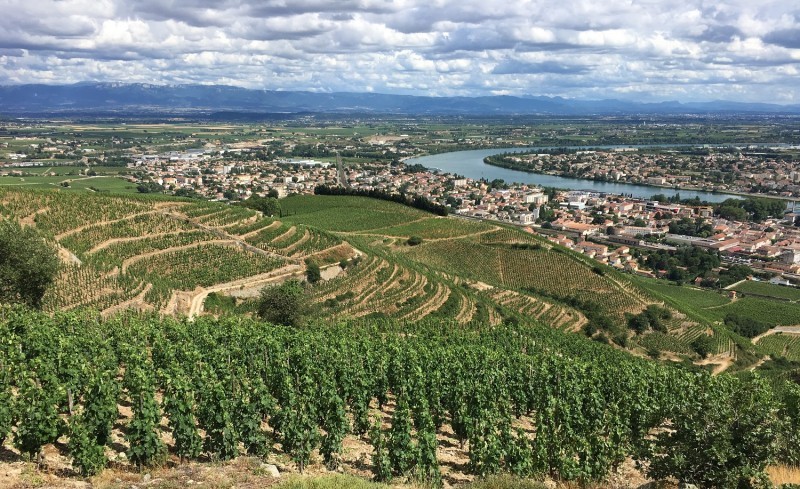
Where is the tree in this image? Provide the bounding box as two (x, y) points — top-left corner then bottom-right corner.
(0, 220), (59, 309)
(690, 335), (714, 359)
(627, 313), (650, 334)
(136, 182), (163, 194)
(241, 195), (281, 217)
(257, 279), (306, 327)
(305, 260), (321, 284)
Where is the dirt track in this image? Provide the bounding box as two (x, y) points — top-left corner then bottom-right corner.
(184, 264), (304, 317)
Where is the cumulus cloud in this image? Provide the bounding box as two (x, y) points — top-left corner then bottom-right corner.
(0, 0), (798, 102)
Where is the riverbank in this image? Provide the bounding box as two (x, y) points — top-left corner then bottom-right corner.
(407, 147), (738, 202)
(481, 156), (795, 203)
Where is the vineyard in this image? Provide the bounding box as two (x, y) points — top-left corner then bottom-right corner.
(2, 188), (789, 371)
(304, 254), (477, 323)
(0, 307), (797, 488)
(403, 236), (649, 322)
(273, 200), (757, 368)
(635, 332), (694, 356)
(757, 333), (800, 362)
(633, 277), (731, 311)
(280, 195), (430, 232)
(125, 244), (287, 308)
(485, 289), (586, 332)
(365, 217), (496, 240)
(628, 276), (800, 363)
(732, 280), (800, 302)
(0, 189), (354, 316)
(57, 212), (196, 257)
(705, 298), (800, 329)
(2, 187), (800, 488)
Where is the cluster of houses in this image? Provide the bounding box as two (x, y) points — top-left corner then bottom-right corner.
(14, 139), (794, 283)
(501, 148), (800, 198)
(128, 149), (338, 199)
(541, 190), (800, 279)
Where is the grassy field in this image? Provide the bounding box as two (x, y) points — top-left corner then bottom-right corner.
(0, 174), (138, 193)
(7, 164), (129, 175)
(280, 195), (429, 232)
(0, 174), (69, 186)
(66, 176), (139, 193)
(732, 280), (800, 301)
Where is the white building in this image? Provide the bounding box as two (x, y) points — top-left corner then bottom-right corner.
(523, 192), (548, 205)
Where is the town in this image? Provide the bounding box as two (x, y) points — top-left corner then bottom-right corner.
(119, 146), (800, 286)
(2, 123), (800, 287)
(487, 147), (800, 199)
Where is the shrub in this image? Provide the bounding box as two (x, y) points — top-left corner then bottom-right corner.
(258, 279), (307, 327)
(407, 235), (423, 246)
(306, 260), (321, 284)
(690, 334), (714, 359)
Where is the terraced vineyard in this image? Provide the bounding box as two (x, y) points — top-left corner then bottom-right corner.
(403, 236), (649, 322)
(630, 275), (800, 362)
(41, 265), (142, 312)
(126, 243), (287, 308)
(485, 288), (587, 331)
(636, 332), (694, 355)
(59, 212), (196, 257)
(83, 230), (217, 271)
(757, 333), (800, 361)
(2, 188), (778, 370)
(0, 188), (355, 316)
(276, 197), (782, 370)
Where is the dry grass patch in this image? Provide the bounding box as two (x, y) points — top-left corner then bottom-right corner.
(462, 475), (546, 489)
(768, 465), (800, 486)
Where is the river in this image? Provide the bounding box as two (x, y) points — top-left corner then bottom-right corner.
(408, 147), (749, 203)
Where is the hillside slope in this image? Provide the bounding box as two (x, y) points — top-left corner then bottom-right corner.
(0, 188), (777, 370)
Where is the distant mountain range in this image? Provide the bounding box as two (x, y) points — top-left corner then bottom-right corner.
(1, 82), (799, 117)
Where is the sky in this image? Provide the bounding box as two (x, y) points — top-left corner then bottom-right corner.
(0, 0), (798, 103)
